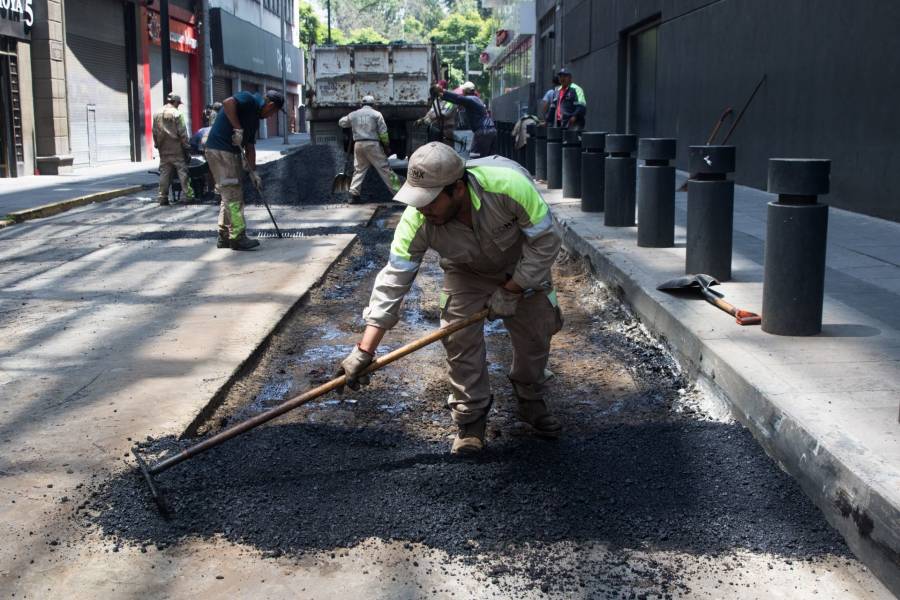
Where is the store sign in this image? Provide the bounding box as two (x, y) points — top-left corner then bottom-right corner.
(495, 29), (509, 46)
(0, 0), (33, 41)
(210, 9), (302, 84)
(148, 12), (198, 54)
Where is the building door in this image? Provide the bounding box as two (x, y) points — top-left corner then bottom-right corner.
(65, 0), (131, 166)
(0, 37), (24, 177)
(626, 24), (658, 138)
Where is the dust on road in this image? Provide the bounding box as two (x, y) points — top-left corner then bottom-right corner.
(84, 207), (857, 598)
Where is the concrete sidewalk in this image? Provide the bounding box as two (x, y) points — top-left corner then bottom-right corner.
(543, 175), (900, 594)
(0, 133), (310, 216)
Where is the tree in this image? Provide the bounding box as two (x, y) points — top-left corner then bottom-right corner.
(429, 9), (493, 100)
(297, 0), (321, 49)
(402, 17), (427, 43)
(345, 27), (390, 44)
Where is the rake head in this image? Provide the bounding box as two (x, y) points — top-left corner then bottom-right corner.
(132, 447), (171, 519)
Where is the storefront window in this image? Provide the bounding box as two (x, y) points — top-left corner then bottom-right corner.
(490, 36), (533, 98)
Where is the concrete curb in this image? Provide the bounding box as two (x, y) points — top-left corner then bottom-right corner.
(5, 184), (150, 224)
(552, 208), (900, 595)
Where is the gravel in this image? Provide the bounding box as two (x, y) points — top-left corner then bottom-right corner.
(81, 209), (852, 597)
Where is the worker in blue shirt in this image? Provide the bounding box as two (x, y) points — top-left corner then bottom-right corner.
(432, 81), (497, 158)
(539, 76), (560, 123)
(205, 89), (284, 250)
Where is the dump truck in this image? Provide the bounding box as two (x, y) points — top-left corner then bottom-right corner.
(305, 43), (438, 159)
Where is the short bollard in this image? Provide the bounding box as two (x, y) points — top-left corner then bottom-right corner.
(525, 124), (536, 174)
(581, 132), (606, 212)
(562, 130), (582, 198)
(534, 125), (548, 180)
(497, 123), (508, 157)
(546, 127), (563, 190)
(762, 158), (831, 336)
(686, 145), (736, 281)
(637, 138), (677, 247)
(604, 134), (637, 226)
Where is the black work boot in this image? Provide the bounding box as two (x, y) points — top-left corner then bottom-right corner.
(216, 228), (230, 249)
(230, 234), (260, 251)
(511, 380), (562, 439)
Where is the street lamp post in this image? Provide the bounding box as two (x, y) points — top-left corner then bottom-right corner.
(160, 0), (172, 101)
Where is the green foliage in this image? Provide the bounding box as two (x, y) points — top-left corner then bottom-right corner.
(402, 17), (427, 43)
(297, 0), (320, 48)
(345, 27), (390, 44)
(429, 9), (493, 101)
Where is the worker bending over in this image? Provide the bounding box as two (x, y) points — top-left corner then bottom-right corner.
(337, 143), (564, 455)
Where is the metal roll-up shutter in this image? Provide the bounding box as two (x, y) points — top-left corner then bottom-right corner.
(213, 76), (232, 103)
(65, 0), (130, 166)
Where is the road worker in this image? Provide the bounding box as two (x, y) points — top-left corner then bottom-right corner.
(152, 92), (193, 206)
(336, 142), (564, 455)
(339, 95), (400, 202)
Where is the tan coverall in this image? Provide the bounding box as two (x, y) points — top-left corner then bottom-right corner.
(338, 105), (398, 197)
(363, 156), (563, 424)
(152, 103), (193, 203)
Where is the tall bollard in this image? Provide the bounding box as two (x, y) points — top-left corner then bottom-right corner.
(525, 124), (536, 175)
(581, 132), (606, 212)
(562, 129), (582, 198)
(637, 138), (677, 247)
(535, 125), (548, 181)
(762, 159), (831, 336)
(546, 127), (563, 190)
(604, 134), (637, 226)
(685, 145), (736, 281)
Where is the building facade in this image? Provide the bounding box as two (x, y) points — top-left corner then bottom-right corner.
(482, 0), (536, 124)
(3, 0), (302, 177)
(533, 0), (900, 222)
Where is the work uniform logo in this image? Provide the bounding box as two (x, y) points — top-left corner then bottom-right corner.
(492, 219), (516, 234)
(409, 166), (426, 182)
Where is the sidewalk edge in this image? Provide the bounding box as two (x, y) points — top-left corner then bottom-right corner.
(554, 215), (900, 596)
(6, 184), (149, 223)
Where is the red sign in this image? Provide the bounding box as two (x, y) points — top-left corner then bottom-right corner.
(495, 29), (509, 46)
(148, 11), (198, 54)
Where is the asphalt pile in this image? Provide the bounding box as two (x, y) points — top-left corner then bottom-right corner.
(83, 223), (851, 596)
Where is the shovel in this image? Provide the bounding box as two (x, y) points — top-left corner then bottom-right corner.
(657, 274), (761, 326)
(332, 139), (355, 194)
(239, 147), (283, 238)
(133, 308), (491, 517)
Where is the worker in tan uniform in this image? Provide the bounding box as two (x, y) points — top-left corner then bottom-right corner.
(336, 142), (564, 455)
(152, 92), (194, 206)
(339, 95), (400, 202)
(416, 80), (459, 147)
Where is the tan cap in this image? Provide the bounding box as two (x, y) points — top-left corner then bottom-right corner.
(361, 95), (375, 104)
(461, 81), (476, 92)
(393, 142), (465, 208)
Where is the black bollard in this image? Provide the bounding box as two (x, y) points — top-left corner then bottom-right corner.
(604, 134), (637, 226)
(581, 132), (606, 212)
(562, 129), (582, 198)
(526, 124), (536, 175)
(546, 127), (563, 189)
(762, 159), (831, 336)
(637, 138), (677, 247)
(685, 145), (736, 281)
(535, 125), (548, 181)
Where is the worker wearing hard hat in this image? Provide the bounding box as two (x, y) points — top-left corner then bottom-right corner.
(338, 95), (400, 202)
(336, 143), (564, 455)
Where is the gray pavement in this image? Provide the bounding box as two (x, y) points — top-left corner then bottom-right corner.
(0, 133), (310, 215)
(543, 173), (900, 595)
(0, 188), (375, 597)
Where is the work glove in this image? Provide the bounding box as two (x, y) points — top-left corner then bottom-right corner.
(248, 170), (262, 191)
(429, 84), (444, 99)
(231, 128), (244, 147)
(335, 345), (374, 393)
(486, 286), (521, 321)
